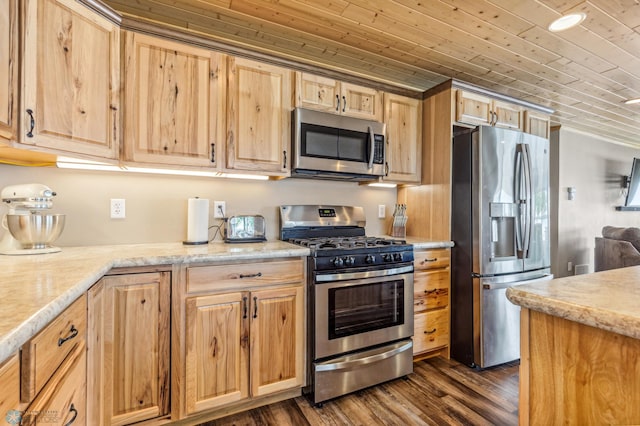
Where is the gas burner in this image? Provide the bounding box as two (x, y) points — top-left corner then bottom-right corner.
(291, 236), (407, 251)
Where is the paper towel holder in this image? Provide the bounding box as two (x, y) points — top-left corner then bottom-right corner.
(183, 197), (210, 245)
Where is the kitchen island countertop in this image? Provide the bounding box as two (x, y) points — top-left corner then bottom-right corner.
(506, 266), (640, 340)
(0, 241), (309, 365)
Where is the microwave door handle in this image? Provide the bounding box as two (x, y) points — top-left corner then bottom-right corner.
(368, 126), (375, 169)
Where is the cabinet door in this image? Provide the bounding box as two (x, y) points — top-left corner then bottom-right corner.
(123, 32), (226, 168)
(185, 292), (249, 414)
(340, 82), (383, 121)
(455, 89), (492, 126)
(524, 110), (551, 139)
(227, 57), (292, 174)
(295, 72), (339, 112)
(250, 286), (303, 397)
(0, 354), (21, 423)
(21, 0), (119, 159)
(0, 0), (17, 141)
(88, 272), (170, 425)
(384, 93), (422, 183)
(492, 100), (523, 130)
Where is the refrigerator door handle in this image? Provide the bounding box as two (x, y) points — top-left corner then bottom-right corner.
(482, 273), (553, 290)
(515, 146), (525, 256)
(522, 143), (533, 258)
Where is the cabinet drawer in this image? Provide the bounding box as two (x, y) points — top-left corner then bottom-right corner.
(21, 294), (87, 401)
(414, 309), (449, 354)
(0, 354), (21, 420)
(22, 347), (86, 426)
(414, 269), (449, 313)
(414, 248), (450, 270)
(187, 259), (305, 293)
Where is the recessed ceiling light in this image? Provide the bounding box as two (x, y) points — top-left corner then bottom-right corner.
(625, 98), (640, 105)
(548, 12), (586, 32)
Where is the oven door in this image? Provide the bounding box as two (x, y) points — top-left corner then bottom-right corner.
(313, 266), (414, 360)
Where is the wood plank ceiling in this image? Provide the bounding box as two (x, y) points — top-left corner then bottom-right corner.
(102, 0), (640, 147)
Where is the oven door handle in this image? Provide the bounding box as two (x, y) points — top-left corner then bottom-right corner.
(315, 264), (414, 282)
(315, 341), (413, 372)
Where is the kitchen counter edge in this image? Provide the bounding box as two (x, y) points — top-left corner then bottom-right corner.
(0, 241), (310, 365)
(506, 266), (640, 341)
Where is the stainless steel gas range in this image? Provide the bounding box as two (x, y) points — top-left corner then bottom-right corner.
(280, 205), (414, 405)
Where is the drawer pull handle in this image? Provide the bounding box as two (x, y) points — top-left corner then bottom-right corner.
(422, 258), (438, 263)
(253, 296), (258, 318)
(58, 325), (78, 347)
(239, 272), (262, 279)
(242, 296), (248, 319)
(424, 328), (437, 334)
(424, 289), (437, 295)
(64, 403), (78, 426)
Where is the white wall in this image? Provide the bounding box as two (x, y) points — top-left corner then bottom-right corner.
(0, 164), (397, 246)
(553, 127), (640, 277)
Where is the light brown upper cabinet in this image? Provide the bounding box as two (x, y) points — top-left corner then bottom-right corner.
(455, 89), (524, 131)
(383, 93), (422, 184)
(21, 0), (120, 159)
(227, 57), (292, 175)
(524, 109), (551, 139)
(122, 32), (226, 169)
(296, 72), (383, 121)
(0, 0), (18, 142)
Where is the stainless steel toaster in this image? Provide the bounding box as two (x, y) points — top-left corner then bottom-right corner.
(224, 215), (266, 243)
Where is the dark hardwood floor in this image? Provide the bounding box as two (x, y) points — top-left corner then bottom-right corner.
(202, 357), (519, 425)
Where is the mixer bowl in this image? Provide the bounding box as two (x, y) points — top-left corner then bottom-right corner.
(6, 214), (66, 249)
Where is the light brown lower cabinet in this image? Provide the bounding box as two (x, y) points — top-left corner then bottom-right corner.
(184, 286), (304, 416)
(88, 271), (171, 425)
(22, 346), (86, 426)
(0, 354), (22, 423)
(176, 259), (305, 421)
(413, 248), (451, 358)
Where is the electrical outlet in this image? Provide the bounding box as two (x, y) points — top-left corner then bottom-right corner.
(110, 199), (125, 219)
(378, 204), (386, 219)
(214, 201), (226, 218)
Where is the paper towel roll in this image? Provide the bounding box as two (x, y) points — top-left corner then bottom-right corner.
(185, 198), (209, 244)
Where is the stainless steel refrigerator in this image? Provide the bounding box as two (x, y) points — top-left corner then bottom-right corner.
(451, 125), (552, 369)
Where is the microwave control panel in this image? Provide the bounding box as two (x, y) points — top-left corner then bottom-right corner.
(374, 135), (385, 164)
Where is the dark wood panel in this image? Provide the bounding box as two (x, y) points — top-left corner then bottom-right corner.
(200, 357), (519, 425)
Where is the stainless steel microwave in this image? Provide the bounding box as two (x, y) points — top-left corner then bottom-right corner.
(291, 108), (386, 181)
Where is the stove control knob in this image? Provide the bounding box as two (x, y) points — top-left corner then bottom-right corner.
(365, 254), (376, 264)
(382, 253), (393, 262)
(332, 257), (344, 267)
(393, 253), (404, 262)
(344, 256), (355, 266)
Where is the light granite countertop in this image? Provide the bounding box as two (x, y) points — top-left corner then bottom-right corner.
(404, 237), (454, 249)
(0, 241), (309, 365)
(506, 266), (640, 340)
(0, 238), (452, 366)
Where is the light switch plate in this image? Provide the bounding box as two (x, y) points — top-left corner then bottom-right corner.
(378, 204), (386, 218)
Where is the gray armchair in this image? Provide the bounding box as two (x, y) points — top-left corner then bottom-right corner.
(595, 226), (640, 272)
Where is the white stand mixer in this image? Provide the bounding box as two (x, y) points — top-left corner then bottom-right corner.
(0, 183), (65, 255)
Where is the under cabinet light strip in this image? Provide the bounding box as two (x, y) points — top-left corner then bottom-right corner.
(56, 157), (269, 180)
